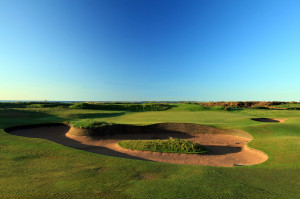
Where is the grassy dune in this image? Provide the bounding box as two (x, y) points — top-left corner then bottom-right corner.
(0, 107), (299, 198)
(119, 138), (209, 154)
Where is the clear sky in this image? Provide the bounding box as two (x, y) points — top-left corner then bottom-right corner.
(1, 0), (300, 101)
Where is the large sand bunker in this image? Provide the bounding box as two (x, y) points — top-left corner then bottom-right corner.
(5, 123), (268, 167)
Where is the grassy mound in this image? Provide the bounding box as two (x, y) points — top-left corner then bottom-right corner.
(67, 120), (114, 129)
(118, 138), (209, 154)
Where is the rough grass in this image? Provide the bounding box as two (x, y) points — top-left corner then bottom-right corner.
(270, 103), (300, 109)
(0, 102), (71, 108)
(169, 103), (225, 111)
(118, 138), (209, 154)
(69, 102), (172, 111)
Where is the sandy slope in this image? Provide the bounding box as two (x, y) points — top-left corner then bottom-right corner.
(7, 123), (268, 167)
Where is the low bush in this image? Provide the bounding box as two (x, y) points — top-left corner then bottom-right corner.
(118, 137), (209, 154)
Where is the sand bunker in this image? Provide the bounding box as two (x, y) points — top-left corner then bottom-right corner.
(5, 123), (268, 167)
(251, 118), (286, 123)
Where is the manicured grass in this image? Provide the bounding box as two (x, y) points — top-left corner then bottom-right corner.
(0, 107), (299, 198)
(118, 138), (209, 154)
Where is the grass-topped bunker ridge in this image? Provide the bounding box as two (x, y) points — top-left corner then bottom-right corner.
(7, 121), (268, 167)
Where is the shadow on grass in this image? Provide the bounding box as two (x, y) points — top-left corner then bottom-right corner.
(6, 124), (151, 162)
(67, 112), (126, 119)
(6, 123), (244, 164)
(69, 124), (194, 140)
(201, 145), (242, 155)
(251, 118), (280, 123)
(0, 109), (64, 129)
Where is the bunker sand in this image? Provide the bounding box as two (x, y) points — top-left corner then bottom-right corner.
(7, 123), (268, 167)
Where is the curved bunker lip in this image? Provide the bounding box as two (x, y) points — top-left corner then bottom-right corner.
(5, 123), (269, 167)
(251, 118), (286, 123)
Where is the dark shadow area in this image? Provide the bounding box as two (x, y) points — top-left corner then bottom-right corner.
(251, 118), (280, 123)
(5, 123), (244, 163)
(0, 102), (71, 108)
(5, 124), (151, 162)
(201, 145), (242, 155)
(67, 112), (126, 119)
(286, 107), (300, 110)
(0, 109), (57, 119)
(72, 124), (194, 140)
(0, 109), (64, 129)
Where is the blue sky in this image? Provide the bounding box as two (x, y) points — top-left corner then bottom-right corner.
(1, 0), (300, 101)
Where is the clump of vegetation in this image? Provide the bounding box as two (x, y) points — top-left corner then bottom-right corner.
(26, 104), (45, 108)
(68, 103), (87, 109)
(68, 102), (172, 111)
(118, 138), (209, 154)
(67, 120), (114, 129)
(171, 103), (226, 111)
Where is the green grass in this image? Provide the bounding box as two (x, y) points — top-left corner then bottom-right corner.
(168, 103), (225, 111)
(0, 107), (299, 198)
(118, 138), (209, 154)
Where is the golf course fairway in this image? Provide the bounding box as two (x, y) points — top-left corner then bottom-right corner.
(0, 108), (299, 198)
